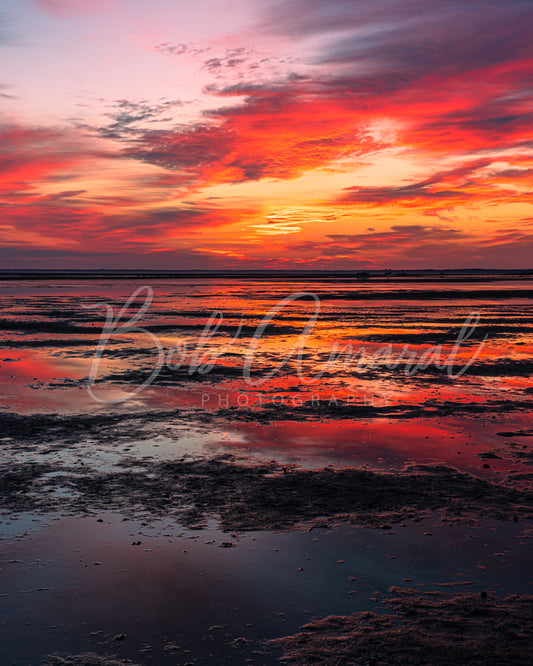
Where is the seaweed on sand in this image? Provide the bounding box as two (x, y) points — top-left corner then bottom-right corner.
(269, 587), (533, 665)
(42, 654), (140, 666)
(1, 458), (531, 531)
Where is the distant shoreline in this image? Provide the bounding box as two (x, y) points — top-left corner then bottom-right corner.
(1, 268), (533, 281)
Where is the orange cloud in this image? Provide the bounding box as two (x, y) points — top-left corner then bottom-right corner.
(5, 0), (533, 268)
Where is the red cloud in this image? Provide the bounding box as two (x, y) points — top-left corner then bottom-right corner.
(0, 125), (82, 195)
(122, 54), (533, 195)
(333, 159), (528, 208)
(0, 123), (257, 266)
(113, 0), (533, 198)
(8, 0), (533, 269)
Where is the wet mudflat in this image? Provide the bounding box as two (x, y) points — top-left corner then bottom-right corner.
(0, 276), (532, 664)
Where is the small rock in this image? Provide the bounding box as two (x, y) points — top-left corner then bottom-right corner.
(114, 633), (126, 641)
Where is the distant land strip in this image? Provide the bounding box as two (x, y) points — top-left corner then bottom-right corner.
(1, 269), (533, 282)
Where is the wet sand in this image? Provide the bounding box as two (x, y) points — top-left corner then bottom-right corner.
(0, 276), (532, 664)
(271, 588), (532, 665)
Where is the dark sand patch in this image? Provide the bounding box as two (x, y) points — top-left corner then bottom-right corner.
(218, 397), (532, 422)
(0, 411), (182, 450)
(318, 289), (533, 300)
(497, 429), (533, 437)
(42, 654), (140, 666)
(106, 363), (252, 384)
(400, 358), (533, 377)
(0, 338), (120, 348)
(0, 462), (56, 512)
(269, 587), (532, 665)
(0, 317), (296, 337)
(0, 319), (96, 334)
(360, 324), (532, 343)
(1, 458), (530, 530)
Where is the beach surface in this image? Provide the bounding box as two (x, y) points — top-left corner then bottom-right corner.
(0, 274), (532, 664)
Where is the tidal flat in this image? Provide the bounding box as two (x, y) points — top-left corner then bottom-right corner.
(0, 274), (532, 664)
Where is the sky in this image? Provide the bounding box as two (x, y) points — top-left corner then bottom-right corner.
(1, 0), (533, 270)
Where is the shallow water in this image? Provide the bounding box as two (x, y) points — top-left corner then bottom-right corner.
(0, 276), (531, 664)
(0, 512), (530, 664)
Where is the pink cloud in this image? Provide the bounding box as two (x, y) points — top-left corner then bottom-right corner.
(33, 0), (117, 17)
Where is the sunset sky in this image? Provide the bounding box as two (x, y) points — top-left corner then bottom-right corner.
(1, 0), (533, 269)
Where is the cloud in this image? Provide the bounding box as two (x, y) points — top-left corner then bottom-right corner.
(97, 98), (186, 139)
(1, 194), (258, 265)
(200, 47), (282, 77)
(153, 42), (295, 81)
(0, 244), (254, 270)
(6, 1), (533, 269)
(251, 208), (337, 236)
(122, 73), (382, 188)
(115, 0), (533, 197)
(0, 121), (260, 268)
(325, 225), (466, 246)
(33, 0), (117, 17)
(0, 84), (15, 100)
(335, 160), (495, 206)
(290, 223), (533, 269)
(0, 123), (94, 198)
(152, 42), (209, 57)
